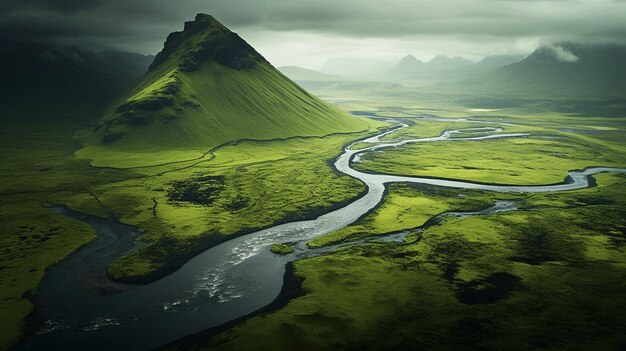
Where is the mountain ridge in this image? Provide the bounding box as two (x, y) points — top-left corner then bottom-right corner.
(387, 54), (475, 78)
(149, 14), (267, 72)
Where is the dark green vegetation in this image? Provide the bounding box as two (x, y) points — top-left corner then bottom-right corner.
(270, 244), (295, 255)
(167, 176), (226, 205)
(79, 14), (368, 168)
(0, 14), (379, 349)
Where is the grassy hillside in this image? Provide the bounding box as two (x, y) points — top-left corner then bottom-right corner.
(78, 14), (368, 167)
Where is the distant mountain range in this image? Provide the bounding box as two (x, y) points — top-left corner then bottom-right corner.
(387, 54), (522, 78)
(319, 57), (396, 79)
(1, 41), (153, 104)
(388, 54), (474, 76)
(473, 55), (526, 69)
(384, 43), (626, 96)
(467, 43), (626, 96)
(278, 66), (344, 81)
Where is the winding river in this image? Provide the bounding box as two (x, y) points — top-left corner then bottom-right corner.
(17, 117), (626, 350)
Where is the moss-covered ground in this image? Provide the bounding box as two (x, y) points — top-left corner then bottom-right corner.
(270, 244), (294, 255)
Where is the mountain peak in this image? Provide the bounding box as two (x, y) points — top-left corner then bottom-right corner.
(525, 44), (581, 64)
(388, 54), (424, 76)
(429, 54), (449, 62)
(149, 13), (266, 72)
(180, 13), (224, 33)
(427, 55), (472, 69)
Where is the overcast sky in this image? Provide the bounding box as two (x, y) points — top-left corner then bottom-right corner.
(2, 0), (626, 69)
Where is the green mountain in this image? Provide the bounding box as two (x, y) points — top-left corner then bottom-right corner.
(279, 66), (343, 82)
(468, 43), (626, 96)
(79, 14), (367, 167)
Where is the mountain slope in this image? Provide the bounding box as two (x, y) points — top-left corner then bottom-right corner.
(79, 14), (368, 167)
(468, 43), (626, 96)
(474, 54), (525, 69)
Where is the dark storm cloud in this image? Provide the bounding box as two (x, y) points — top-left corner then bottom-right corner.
(1, 0), (626, 53)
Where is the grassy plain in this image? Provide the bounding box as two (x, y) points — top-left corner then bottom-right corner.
(347, 97), (626, 185)
(357, 135), (626, 185)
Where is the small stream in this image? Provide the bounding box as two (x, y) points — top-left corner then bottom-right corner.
(16, 117), (626, 350)
(294, 200), (519, 257)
